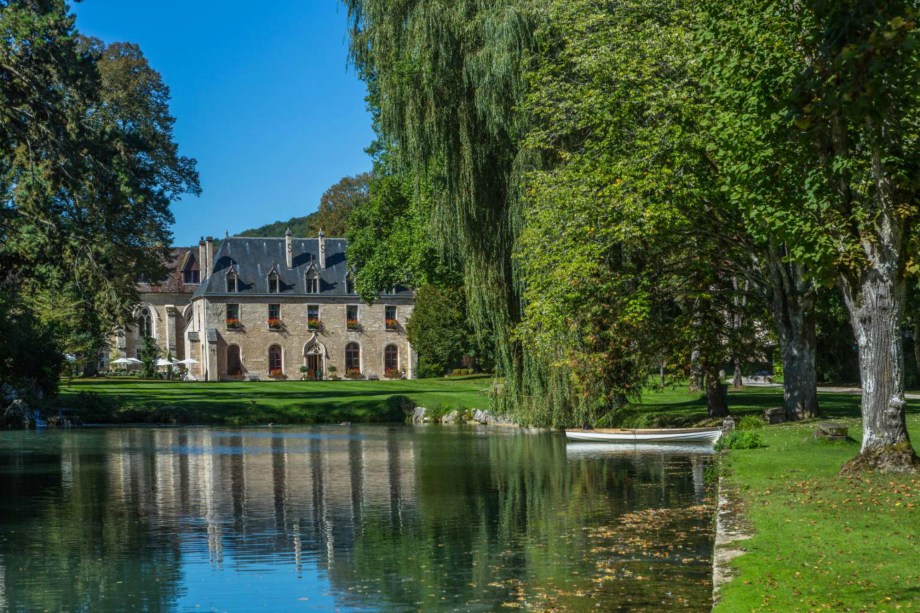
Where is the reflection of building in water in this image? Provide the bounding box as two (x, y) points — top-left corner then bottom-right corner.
(0, 555), (6, 612)
(98, 429), (417, 571)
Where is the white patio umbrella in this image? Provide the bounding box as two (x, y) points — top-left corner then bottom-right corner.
(155, 358), (176, 368)
(64, 353), (78, 363)
(125, 358), (143, 365)
(110, 358), (132, 365)
(174, 358), (199, 365)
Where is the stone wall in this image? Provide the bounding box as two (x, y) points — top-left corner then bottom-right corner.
(200, 296), (416, 380)
(118, 292), (193, 363)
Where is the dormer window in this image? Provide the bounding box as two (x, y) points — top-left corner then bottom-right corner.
(268, 271), (280, 293)
(346, 272), (356, 295)
(306, 271), (319, 294)
(227, 271), (238, 293)
(183, 270), (200, 284)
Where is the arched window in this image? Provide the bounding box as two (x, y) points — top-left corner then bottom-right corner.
(227, 271), (238, 293)
(227, 345), (242, 376)
(268, 344), (283, 375)
(137, 308), (152, 338)
(268, 271), (280, 293)
(384, 344), (399, 374)
(345, 342), (360, 375)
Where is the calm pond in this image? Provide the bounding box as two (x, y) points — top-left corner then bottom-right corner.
(0, 426), (714, 611)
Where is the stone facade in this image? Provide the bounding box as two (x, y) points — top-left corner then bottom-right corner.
(193, 296), (414, 381)
(110, 248), (199, 367)
(180, 233), (416, 381)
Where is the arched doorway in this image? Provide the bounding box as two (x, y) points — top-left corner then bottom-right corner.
(384, 344), (399, 376)
(303, 336), (326, 380)
(227, 345), (242, 376)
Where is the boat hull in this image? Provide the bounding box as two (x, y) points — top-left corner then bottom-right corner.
(565, 428), (722, 446)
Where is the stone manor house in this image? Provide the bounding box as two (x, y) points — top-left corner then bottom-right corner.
(112, 231), (416, 381)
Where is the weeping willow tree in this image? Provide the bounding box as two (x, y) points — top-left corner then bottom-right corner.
(343, 0), (572, 424)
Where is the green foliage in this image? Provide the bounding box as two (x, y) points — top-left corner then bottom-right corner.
(716, 430), (766, 451)
(0, 292), (62, 400)
(344, 0), (569, 426)
(139, 336), (159, 378)
(406, 285), (484, 378)
(346, 173), (448, 302)
(0, 2), (198, 392)
(736, 415), (765, 431)
(237, 214), (318, 238)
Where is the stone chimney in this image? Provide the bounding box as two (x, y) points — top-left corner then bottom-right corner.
(205, 236), (214, 278)
(198, 237), (207, 281)
(285, 227), (293, 268)
(318, 230), (326, 269)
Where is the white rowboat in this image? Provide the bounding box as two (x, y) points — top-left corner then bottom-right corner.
(565, 427), (723, 446)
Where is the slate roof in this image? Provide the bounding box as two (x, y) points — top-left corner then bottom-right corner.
(138, 247), (199, 294)
(193, 236), (412, 299)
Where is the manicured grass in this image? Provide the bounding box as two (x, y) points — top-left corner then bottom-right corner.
(623, 385), (919, 611)
(60, 376), (492, 425)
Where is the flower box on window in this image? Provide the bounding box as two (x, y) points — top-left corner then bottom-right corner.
(384, 367), (400, 379)
(269, 368), (284, 378)
(307, 318), (321, 330)
(385, 318), (399, 330)
(226, 317), (242, 330)
(268, 318), (284, 330)
(346, 319), (360, 330)
(345, 367), (362, 379)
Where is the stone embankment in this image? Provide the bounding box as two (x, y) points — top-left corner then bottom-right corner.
(712, 473), (753, 608)
(410, 406), (518, 427)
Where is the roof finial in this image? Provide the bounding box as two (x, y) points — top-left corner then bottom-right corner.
(225, 230), (229, 238)
(285, 227), (293, 236)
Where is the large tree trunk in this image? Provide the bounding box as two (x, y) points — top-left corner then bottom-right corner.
(766, 247), (820, 420)
(705, 362), (728, 418)
(841, 273), (918, 472)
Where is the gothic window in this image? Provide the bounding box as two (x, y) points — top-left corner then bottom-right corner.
(346, 272), (356, 294)
(227, 271), (238, 293)
(137, 308), (153, 338)
(268, 271), (280, 293)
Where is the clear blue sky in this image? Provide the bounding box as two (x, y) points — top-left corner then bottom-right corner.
(72, 1), (374, 246)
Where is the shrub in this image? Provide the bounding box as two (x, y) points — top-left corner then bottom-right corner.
(716, 430), (766, 451)
(736, 414), (765, 430)
(425, 403), (454, 423)
(386, 394), (416, 416)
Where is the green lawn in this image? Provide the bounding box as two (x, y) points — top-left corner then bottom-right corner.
(60, 375), (492, 425)
(619, 385), (919, 611)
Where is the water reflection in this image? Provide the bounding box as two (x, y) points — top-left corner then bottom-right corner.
(0, 427), (714, 611)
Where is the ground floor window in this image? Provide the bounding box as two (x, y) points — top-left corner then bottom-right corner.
(227, 345), (242, 376)
(269, 344), (283, 376)
(345, 342), (360, 376)
(384, 344), (399, 376)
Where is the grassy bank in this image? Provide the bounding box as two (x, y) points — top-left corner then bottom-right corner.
(626, 384), (919, 611)
(60, 376), (491, 425)
(715, 419), (919, 612)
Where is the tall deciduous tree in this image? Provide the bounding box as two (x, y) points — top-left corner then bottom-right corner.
(308, 173), (370, 237)
(343, 0), (566, 422)
(703, 0), (919, 471)
(1, 1), (198, 393)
